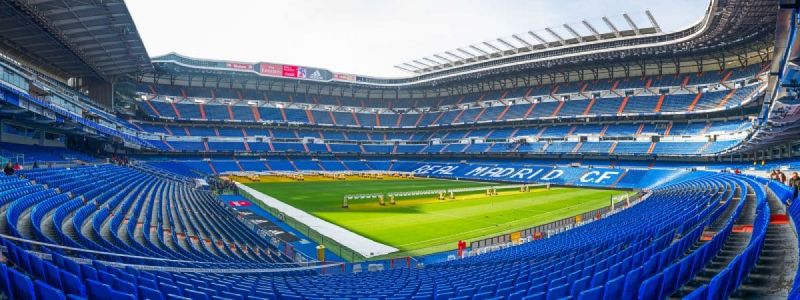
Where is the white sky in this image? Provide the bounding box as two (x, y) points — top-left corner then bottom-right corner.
(127, 0), (708, 78)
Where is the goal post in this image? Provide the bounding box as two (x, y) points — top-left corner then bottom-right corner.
(610, 192), (632, 210)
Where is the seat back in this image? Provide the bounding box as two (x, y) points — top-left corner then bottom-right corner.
(9, 268), (35, 300)
(34, 280), (66, 300)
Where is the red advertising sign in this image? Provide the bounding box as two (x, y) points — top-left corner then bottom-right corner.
(226, 63), (253, 71)
(257, 63), (330, 81)
(228, 200), (251, 207)
(259, 63), (283, 76)
(282, 65), (299, 78)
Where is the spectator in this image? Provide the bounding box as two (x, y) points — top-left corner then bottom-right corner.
(13, 163), (21, 172)
(32, 161), (39, 169)
(779, 170), (788, 184)
(3, 162), (14, 176)
(790, 172), (800, 200)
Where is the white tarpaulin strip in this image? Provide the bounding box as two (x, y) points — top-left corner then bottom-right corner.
(236, 183), (399, 258)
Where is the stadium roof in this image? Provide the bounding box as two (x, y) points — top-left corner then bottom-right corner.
(140, 0), (776, 99)
(395, 11), (663, 75)
(0, 0), (151, 81)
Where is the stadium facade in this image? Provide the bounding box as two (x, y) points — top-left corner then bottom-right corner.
(0, 0), (799, 299)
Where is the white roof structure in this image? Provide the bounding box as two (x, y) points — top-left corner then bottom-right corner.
(395, 11), (662, 75)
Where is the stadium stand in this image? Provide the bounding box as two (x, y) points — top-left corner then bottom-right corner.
(0, 167), (792, 299)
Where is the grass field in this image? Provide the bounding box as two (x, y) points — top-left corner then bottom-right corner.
(244, 177), (624, 258)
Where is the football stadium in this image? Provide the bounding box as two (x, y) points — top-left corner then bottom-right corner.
(1, 0), (800, 299)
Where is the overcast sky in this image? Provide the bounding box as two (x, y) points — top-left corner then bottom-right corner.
(126, 0), (708, 78)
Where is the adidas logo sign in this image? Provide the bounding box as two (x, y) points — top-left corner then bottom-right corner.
(309, 70), (324, 80)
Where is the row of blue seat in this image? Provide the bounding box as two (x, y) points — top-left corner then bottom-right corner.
(135, 120), (748, 140)
(4, 166), (292, 269)
(138, 64), (762, 113)
(0, 164), (789, 300)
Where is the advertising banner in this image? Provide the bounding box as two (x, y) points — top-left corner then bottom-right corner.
(256, 63), (333, 81)
(226, 62), (254, 71)
(259, 63), (283, 76)
(411, 163), (624, 187)
(334, 73), (358, 82)
(282, 65), (299, 77)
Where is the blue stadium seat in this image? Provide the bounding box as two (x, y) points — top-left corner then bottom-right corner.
(9, 268), (35, 300)
(602, 275), (625, 300)
(59, 270), (86, 298)
(86, 279), (113, 300)
(576, 286), (603, 300)
(637, 272), (662, 300)
(545, 284), (568, 300)
(35, 280), (66, 300)
(621, 266), (644, 299)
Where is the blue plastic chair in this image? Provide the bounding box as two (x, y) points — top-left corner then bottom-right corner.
(97, 271), (115, 286)
(79, 265), (98, 283)
(508, 290), (525, 300)
(456, 287), (476, 298)
(27, 255), (45, 280)
(86, 279), (112, 300)
(495, 287), (513, 298)
(527, 283), (546, 296)
(110, 290), (136, 300)
(706, 268), (731, 300)
(0, 264), (13, 299)
(472, 291), (493, 300)
(34, 280), (65, 300)
(577, 286), (603, 300)
(570, 276), (591, 297)
(659, 264), (680, 298)
(220, 291), (244, 300)
(607, 262), (622, 279)
(602, 275), (625, 300)
(62, 259), (81, 278)
(139, 286), (165, 300)
(41, 261), (62, 290)
(621, 266), (644, 300)
(521, 292), (545, 300)
(683, 285), (707, 300)
(676, 255), (695, 287)
(59, 270), (86, 298)
(434, 292), (454, 300)
(183, 289), (210, 300)
(590, 269), (608, 287)
(641, 257), (658, 278)
(637, 273), (662, 300)
(159, 283), (183, 297)
(9, 268), (35, 300)
(546, 284), (569, 300)
(112, 278), (137, 298)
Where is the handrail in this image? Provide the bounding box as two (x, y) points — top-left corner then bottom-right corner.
(0, 233), (302, 266)
(1, 245), (342, 273)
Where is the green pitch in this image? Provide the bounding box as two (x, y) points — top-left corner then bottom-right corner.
(245, 178), (624, 258)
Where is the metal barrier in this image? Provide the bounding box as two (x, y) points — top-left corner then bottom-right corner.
(0, 234), (343, 273)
